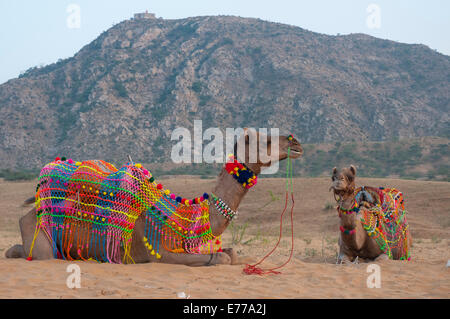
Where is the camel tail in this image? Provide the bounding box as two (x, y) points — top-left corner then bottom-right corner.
(22, 197), (35, 206)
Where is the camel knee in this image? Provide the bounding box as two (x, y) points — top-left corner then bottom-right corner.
(5, 244), (25, 259)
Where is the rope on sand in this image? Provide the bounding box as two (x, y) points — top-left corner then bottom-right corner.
(243, 146), (295, 275)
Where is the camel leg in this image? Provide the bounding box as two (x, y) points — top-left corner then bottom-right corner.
(160, 250), (232, 267)
(19, 209), (53, 260)
(336, 236), (355, 264)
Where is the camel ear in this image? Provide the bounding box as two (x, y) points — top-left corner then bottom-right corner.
(349, 165), (356, 176)
(243, 127), (258, 143)
(331, 167), (337, 180)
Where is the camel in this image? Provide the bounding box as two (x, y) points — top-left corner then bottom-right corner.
(5, 130), (303, 266)
(330, 165), (411, 263)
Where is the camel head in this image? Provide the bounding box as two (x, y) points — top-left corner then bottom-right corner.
(330, 165), (357, 197)
(234, 128), (303, 174)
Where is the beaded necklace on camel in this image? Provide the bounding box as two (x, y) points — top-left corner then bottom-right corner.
(27, 156), (256, 263)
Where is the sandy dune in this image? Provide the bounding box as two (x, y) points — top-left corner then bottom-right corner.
(0, 177), (448, 298)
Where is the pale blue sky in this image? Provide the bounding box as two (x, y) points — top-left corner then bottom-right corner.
(0, 0), (449, 84)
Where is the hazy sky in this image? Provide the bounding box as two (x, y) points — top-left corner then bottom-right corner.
(0, 0), (449, 84)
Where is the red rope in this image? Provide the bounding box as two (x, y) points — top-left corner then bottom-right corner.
(243, 192), (295, 275)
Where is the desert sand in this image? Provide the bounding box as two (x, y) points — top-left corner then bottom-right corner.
(0, 176), (448, 298)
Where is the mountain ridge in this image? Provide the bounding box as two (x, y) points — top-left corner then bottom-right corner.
(0, 15), (449, 169)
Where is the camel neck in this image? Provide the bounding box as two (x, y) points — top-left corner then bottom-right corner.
(213, 168), (248, 211)
(338, 192), (356, 211)
(338, 193), (358, 230)
(208, 167), (251, 236)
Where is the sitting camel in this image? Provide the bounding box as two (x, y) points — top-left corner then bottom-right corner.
(5, 130), (302, 266)
(330, 165), (411, 263)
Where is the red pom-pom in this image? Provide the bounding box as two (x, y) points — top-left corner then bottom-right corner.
(157, 184), (163, 190)
(54, 157), (61, 161)
(26, 257), (32, 261)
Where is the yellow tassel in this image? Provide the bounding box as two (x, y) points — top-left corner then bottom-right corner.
(27, 218), (43, 260)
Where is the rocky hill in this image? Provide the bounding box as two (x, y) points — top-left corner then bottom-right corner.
(0, 15), (449, 169)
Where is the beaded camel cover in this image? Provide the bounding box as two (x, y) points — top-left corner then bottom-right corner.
(31, 158), (222, 263)
(357, 187), (411, 260)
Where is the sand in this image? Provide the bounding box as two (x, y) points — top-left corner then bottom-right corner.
(0, 176), (448, 298)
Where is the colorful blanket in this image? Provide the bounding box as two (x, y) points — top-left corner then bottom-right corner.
(357, 187), (411, 260)
(30, 158), (222, 263)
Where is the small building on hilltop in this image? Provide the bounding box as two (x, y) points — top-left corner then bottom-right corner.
(133, 10), (156, 20)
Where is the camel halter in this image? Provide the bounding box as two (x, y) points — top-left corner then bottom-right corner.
(243, 143), (295, 275)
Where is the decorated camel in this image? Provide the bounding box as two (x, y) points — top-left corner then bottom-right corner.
(330, 165), (411, 263)
(5, 130), (302, 266)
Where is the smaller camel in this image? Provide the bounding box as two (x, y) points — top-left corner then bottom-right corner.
(330, 165), (411, 263)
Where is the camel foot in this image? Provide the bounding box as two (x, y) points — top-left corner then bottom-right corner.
(5, 244), (25, 259)
(374, 253), (390, 262)
(336, 253), (354, 265)
(222, 248), (238, 265)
